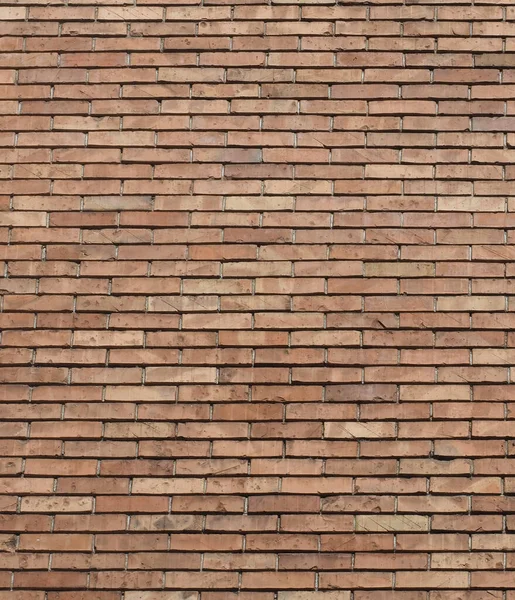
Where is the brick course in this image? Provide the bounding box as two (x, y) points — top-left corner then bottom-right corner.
(1, 0), (515, 595)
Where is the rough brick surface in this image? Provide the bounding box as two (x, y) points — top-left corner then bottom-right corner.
(1, 0), (515, 595)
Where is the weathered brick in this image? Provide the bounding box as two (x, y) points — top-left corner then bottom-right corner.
(0, 0), (510, 594)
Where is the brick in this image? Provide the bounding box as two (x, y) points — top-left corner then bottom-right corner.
(19, 533), (92, 551)
(0, 0), (511, 593)
(396, 572), (468, 589)
(320, 572), (392, 589)
(21, 496), (93, 513)
(15, 572), (87, 589)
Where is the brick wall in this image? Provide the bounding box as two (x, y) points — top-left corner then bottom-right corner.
(1, 0), (514, 597)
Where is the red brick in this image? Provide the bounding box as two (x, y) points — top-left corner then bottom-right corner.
(0, 0), (511, 594)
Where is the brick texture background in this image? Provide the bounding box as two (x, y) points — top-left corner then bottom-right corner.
(1, 0), (515, 597)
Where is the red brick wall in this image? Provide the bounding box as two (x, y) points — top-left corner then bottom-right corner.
(1, 0), (514, 597)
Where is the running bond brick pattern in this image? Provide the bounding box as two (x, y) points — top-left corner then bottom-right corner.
(1, 0), (515, 597)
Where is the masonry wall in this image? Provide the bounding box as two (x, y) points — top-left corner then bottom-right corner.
(1, 0), (514, 597)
